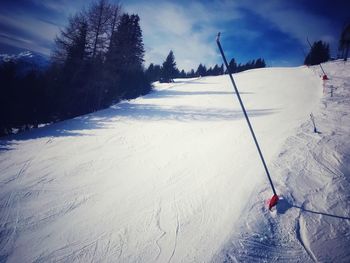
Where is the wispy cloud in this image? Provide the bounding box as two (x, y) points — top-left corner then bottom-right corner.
(0, 32), (51, 54)
(237, 1), (336, 47)
(0, 0), (80, 55)
(0, 0), (345, 66)
(126, 1), (242, 71)
(0, 13), (60, 55)
(0, 14), (59, 41)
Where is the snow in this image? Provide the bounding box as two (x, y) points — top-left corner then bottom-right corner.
(1, 61), (349, 262)
(214, 61), (350, 262)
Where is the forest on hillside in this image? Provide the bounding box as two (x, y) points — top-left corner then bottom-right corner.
(1, 0), (348, 137)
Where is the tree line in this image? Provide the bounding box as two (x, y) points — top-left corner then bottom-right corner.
(1, 0), (150, 136)
(304, 23), (350, 65)
(146, 50), (266, 83)
(3, 1), (347, 137)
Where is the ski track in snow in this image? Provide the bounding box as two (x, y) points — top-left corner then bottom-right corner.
(215, 61), (350, 262)
(296, 212), (317, 262)
(167, 196), (180, 263)
(1, 63), (350, 262)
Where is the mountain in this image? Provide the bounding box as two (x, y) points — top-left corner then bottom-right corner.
(0, 61), (349, 262)
(0, 51), (50, 75)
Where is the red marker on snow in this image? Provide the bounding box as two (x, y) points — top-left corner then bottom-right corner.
(268, 194), (279, 210)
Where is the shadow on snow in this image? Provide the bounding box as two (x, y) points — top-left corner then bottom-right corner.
(146, 89), (253, 98)
(0, 88), (275, 149)
(277, 198), (350, 220)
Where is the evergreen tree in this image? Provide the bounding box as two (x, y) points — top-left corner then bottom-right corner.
(0, 62), (17, 135)
(87, 0), (114, 59)
(196, 63), (207, 77)
(219, 64), (224, 75)
(255, 58), (266, 68)
(107, 14), (145, 72)
(106, 13), (149, 99)
(107, 4), (122, 50)
(0, 0), (153, 137)
(146, 63), (162, 82)
(304, 41), (330, 65)
(53, 12), (90, 117)
(53, 13), (88, 65)
(161, 50), (178, 83)
(228, 58), (237, 73)
(212, 64), (220, 75)
(236, 63), (243, 73)
(187, 69), (195, 78)
(179, 69), (186, 78)
(339, 23), (350, 61)
(207, 67), (213, 76)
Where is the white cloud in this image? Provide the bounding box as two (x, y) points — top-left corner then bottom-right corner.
(0, 14), (59, 43)
(125, 1), (241, 71)
(0, 32), (51, 54)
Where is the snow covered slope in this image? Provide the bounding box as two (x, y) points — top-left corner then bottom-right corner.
(1, 63), (343, 262)
(215, 61), (350, 262)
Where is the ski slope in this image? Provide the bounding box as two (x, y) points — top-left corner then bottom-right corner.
(215, 61), (350, 262)
(1, 62), (348, 262)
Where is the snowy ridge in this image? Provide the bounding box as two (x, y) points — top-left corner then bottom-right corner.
(0, 51), (49, 73)
(0, 51), (34, 62)
(215, 61), (350, 262)
(1, 63), (348, 262)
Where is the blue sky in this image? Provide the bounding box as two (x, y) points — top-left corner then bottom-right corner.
(0, 0), (349, 70)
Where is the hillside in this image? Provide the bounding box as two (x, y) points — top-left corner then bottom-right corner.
(215, 61), (350, 262)
(1, 61), (349, 262)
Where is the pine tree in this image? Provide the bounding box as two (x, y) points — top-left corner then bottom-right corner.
(53, 12), (91, 117)
(255, 58), (266, 68)
(304, 41), (330, 65)
(219, 64), (224, 75)
(106, 13), (149, 100)
(196, 63), (207, 77)
(53, 13), (88, 65)
(228, 58), (237, 73)
(179, 69), (186, 78)
(146, 63), (162, 82)
(87, 0), (114, 59)
(207, 67), (213, 76)
(187, 69), (195, 78)
(107, 14), (145, 72)
(339, 24), (350, 61)
(213, 64), (220, 75)
(161, 50), (178, 83)
(107, 4), (122, 50)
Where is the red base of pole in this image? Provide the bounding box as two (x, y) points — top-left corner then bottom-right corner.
(322, 75), (328, 80)
(268, 194), (279, 210)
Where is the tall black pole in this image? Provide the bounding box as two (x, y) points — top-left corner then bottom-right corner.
(306, 38), (327, 76)
(216, 32), (277, 196)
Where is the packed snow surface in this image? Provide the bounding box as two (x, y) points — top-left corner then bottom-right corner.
(1, 62), (349, 262)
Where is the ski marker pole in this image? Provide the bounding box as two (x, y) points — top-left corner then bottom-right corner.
(306, 38), (328, 79)
(216, 32), (278, 208)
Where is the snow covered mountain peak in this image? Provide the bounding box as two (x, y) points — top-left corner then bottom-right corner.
(0, 50), (34, 62)
(0, 50), (50, 73)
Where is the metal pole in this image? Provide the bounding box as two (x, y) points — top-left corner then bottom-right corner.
(310, 113), (317, 133)
(216, 32), (277, 196)
(306, 38), (327, 76)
